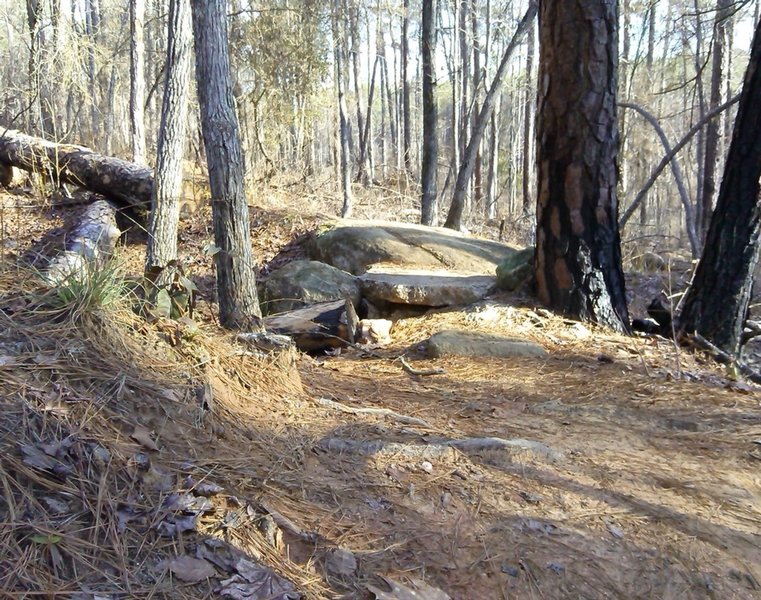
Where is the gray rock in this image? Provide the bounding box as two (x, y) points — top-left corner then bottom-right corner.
(360, 268), (495, 307)
(496, 247), (534, 291)
(259, 260), (360, 315)
(427, 330), (547, 359)
(309, 220), (517, 275)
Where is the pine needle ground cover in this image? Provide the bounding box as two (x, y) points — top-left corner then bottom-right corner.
(0, 189), (759, 599)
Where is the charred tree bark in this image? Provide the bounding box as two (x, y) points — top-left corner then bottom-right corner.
(678, 17), (761, 357)
(191, 0), (262, 331)
(534, 0), (629, 333)
(420, 0), (438, 226)
(0, 129), (153, 206)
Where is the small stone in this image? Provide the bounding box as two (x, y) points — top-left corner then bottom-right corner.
(441, 492), (452, 508)
(501, 563), (520, 577)
(420, 461), (434, 473)
(519, 491), (543, 504)
(547, 562), (565, 575)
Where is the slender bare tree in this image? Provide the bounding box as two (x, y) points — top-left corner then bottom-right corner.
(420, 0), (438, 226)
(145, 0), (192, 286)
(130, 0), (147, 164)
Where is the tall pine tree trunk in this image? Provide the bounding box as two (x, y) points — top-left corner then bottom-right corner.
(534, 0), (629, 332)
(332, 0), (353, 218)
(191, 0), (262, 330)
(401, 0), (412, 172)
(699, 0), (732, 240)
(130, 0), (147, 164)
(521, 17), (536, 217)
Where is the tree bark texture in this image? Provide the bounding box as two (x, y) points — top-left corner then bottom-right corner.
(145, 0), (192, 279)
(420, 0), (438, 226)
(444, 2), (537, 230)
(678, 17), (761, 356)
(0, 129), (153, 206)
(129, 0), (147, 164)
(191, 0), (262, 331)
(534, 0), (629, 332)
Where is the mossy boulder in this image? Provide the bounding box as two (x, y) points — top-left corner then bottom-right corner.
(259, 260), (360, 316)
(496, 247), (534, 291)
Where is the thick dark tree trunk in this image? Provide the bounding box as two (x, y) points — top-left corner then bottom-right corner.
(678, 17), (761, 357)
(191, 0), (262, 331)
(444, 2), (537, 230)
(420, 0), (438, 226)
(534, 0), (629, 333)
(145, 0), (192, 283)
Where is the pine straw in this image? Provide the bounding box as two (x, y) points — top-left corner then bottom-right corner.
(2, 266), (761, 599)
(0, 271), (334, 598)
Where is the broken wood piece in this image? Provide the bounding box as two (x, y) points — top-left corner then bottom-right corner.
(45, 199), (121, 285)
(0, 129), (153, 207)
(263, 300), (352, 352)
(397, 355), (446, 376)
(314, 397), (431, 428)
(686, 332), (761, 384)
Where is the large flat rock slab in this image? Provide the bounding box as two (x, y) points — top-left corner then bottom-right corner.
(427, 330), (547, 359)
(309, 220), (517, 275)
(360, 269), (496, 307)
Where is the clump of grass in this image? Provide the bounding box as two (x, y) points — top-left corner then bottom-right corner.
(42, 254), (134, 319)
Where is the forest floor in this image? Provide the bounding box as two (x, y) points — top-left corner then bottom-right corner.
(0, 182), (760, 600)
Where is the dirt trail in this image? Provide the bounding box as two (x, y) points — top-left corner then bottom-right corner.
(294, 311), (761, 599)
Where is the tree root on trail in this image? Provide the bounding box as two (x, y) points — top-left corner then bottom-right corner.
(315, 397), (431, 428)
(686, 332), (761, 384)
(318, 436), (562, 462)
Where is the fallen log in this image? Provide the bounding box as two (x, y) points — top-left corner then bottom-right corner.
(45, 198), (121, 285)
(0, 129), (152, 207)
